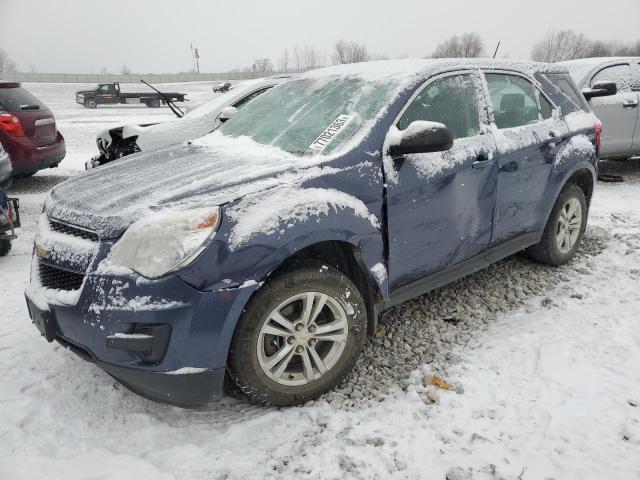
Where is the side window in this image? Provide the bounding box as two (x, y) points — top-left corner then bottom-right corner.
(232, 87), (273, 110)
(542, 73), (591, 112)
(591, 64), (632, 91)
(486, 73), (542, 129)
(538, 93), (553, 120)
(397, 74), (480, 140)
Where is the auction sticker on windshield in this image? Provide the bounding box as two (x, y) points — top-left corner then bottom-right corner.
(309, 114), (353, 152)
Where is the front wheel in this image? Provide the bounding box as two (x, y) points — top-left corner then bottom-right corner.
(527, 183), (587, 266)
(228, 261), (367, 406)
(84, 98), (97, 109)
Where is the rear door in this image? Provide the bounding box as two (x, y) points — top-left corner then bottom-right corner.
(484, 71), (568, 244)
(588, 63), (638, 158)
(384, 71), (498, 291)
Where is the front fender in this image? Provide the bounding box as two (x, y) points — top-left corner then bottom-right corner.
(177, 188), (387, 297)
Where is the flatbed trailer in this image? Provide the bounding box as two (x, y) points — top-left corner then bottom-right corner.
(75, 82), (187, 109)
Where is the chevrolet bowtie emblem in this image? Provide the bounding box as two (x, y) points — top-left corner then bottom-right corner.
(35, 244), (48, 258)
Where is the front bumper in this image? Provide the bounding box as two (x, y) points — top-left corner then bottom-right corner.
(25, 250), (259, 407)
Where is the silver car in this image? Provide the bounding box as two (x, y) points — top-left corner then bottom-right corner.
(0, 142), (12, 190)
(89, 75), (293, 168)
(561, 57), (640, 160)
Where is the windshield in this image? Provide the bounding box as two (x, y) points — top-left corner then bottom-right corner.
(218, 77), (402, 156)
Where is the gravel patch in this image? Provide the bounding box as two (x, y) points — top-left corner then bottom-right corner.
(8, 174), (69, 194)
(319, 227), (610, 409)
(598, 157), (640, 184)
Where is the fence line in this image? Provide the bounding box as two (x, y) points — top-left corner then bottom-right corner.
(0, 71), (289, 84)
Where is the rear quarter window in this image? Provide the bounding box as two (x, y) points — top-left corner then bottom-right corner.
(0, 85), (48, 112)
(540, 73), (590, 114)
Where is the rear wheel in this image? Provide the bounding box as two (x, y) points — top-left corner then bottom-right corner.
(0, 239), (12, 256)
(228, 261), (367, 406)
(84, 98), (97, 109)
(527, 183), (587, 266)
(147, 99), (161, 108)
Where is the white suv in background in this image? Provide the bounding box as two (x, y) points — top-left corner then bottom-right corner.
(561, 57), (640, 160)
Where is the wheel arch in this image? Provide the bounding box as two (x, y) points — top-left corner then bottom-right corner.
(266, 239), (384, 338)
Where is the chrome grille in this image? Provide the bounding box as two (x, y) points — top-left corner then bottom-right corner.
(49, 219), (99, 242)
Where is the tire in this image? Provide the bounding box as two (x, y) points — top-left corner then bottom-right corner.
(228, 261), (367, 406)
(147, 99), (161, 108)
(0, 239), (12, 256)
(84, 98), (97, 109)
(13, 171), (36, 179)
(527, 183), (588, 266)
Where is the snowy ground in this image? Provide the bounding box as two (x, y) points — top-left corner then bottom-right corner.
(1, 83), (639, 479)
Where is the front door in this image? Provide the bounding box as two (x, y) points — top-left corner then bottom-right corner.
(384, 71), (498, 292)
(588, 63), (639, 159)
(98, 84), (118, 104)
(484, 71), (567, 244)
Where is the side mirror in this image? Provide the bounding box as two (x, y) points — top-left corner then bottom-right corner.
(582, 81), (617, 100)
(219, 106), (238, 123)
(388, 121), (454, 157)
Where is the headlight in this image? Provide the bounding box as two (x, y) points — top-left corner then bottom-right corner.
(109, 207), (221, 278)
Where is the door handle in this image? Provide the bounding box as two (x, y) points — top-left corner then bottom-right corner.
(623, 99), (639, 108)
(472, 154), (492, 169)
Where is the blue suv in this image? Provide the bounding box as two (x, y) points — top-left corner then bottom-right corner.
(25, 59), (608, 407)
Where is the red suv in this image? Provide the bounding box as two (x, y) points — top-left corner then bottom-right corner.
(0, 82), (65, 176)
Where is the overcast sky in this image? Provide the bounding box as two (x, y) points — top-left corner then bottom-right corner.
(1, 0), (638, 73)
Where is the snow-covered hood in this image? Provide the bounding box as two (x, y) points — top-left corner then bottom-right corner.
(46, 133), (325, 238)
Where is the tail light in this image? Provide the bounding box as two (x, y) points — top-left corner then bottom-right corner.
(594, 119), (602, 153)
(0, 113), (25, 137)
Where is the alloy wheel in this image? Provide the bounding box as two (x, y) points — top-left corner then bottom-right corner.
(556, 197), (582, 254)
(257, 292), (349, 386)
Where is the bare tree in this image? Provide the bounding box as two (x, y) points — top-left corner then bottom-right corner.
(278, 49), (289, 72)
(0, 48), (17, 73)
(301, 45), (323, 71)
(252, 58), (273, 73)
(120, 65), (132, 75)
(531, 29), (640, 62)
(331, 40), (370, 64)
(531, 30), (591, 62)
(431, 33), (485, 58)
(293, 45), (301, 72)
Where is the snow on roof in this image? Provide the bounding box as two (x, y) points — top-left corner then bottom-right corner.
(299, 58), (567, 82)
(558, 57), (640, 85)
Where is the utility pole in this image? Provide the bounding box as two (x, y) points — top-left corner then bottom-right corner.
(194, 47), (200, 75)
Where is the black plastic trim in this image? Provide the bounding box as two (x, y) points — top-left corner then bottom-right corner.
(386, 231), (541, 308)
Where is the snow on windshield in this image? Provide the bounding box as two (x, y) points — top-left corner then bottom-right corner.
(217, 76), (408, 156)
(121, 79), (270, 152)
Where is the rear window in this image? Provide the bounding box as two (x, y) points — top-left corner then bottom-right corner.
(542, 74), (590, 113)
(0, 85), (47, 112)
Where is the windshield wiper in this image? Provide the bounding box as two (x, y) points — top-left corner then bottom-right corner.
(140, 80), (184, 118)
